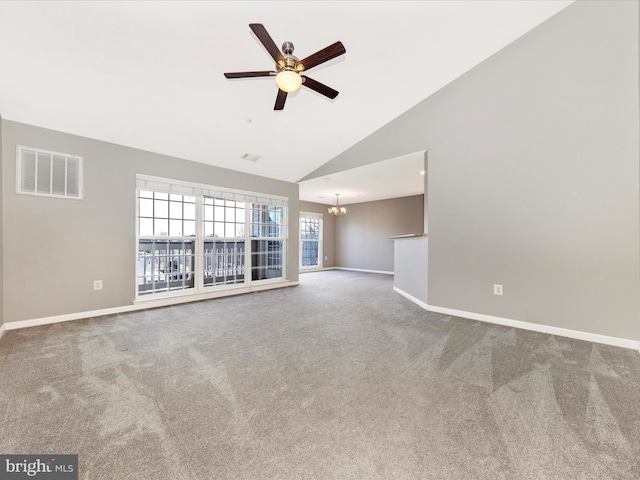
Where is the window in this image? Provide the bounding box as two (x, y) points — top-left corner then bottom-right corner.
(251, 204), (285, 280)
(136, 175), (287, 298)
(138, 239), (195, 295)
(137, 190), (196, 295)
(16, 146), (83, 199)
(138, 190), (196, 237)
(203, 197), (246, 286)
(300, 213), (323, 268)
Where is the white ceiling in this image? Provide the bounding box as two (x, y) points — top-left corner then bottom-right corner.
(300, 151), (426, 206)
(0, 1), (573, 204)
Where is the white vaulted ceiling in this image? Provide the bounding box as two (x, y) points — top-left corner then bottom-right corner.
(0, 1), (573, 204)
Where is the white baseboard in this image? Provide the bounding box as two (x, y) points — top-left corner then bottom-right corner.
(299, 267), (334, 274)
(4, 281), (299, 332)
(334, 267), (394, 275)
(393, 286), (640, 351)
(0, 324), (5, 341)
(394, 287), (430, 310)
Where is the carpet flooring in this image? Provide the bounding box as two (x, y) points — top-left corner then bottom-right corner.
(1, 270), (639, 479)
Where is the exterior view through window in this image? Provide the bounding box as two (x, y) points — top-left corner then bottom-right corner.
(300, 213), (322, 268)
(137, 179), (287, 297)
(137, 191), (196, 295)
(251, 204), (284, 280)
(203, 196), (246, 286)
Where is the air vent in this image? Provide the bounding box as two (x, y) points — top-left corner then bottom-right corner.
(16, 146), (83, 199)
(242, 153), (260, 162)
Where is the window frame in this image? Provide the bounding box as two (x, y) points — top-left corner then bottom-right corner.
(251, 203), (286, 282)
(135, 175), (288, 301)
(137, 190), (198, 296)
(299, 212), (323, 270)
(203, 196), (248, 287)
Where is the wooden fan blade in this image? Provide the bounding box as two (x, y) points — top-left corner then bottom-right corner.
(274, 89), (287, 110)
(301, 76), (339, 99)
(249, 23), (285, 65)
(224, 71), (275, 78)
(298, 41), (346, 71)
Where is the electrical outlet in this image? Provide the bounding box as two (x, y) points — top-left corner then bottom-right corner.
(493, 284), (503, 296)
(93, 280), (103, 291)
(324, 256), (328, 261)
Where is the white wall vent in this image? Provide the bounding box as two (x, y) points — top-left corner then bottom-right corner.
(16, 146), (83, 199)
(241, 153), (260, 162)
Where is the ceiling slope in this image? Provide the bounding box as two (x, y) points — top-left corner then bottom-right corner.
(0, 1), (573, 188)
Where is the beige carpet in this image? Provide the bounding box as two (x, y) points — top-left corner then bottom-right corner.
(1, 270), (639, 479)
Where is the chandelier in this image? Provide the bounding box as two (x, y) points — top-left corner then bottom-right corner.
(328, 193), (347, 216)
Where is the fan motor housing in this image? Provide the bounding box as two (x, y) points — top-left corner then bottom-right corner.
(277, 41), (301, 71)
(281, 41), (295, 55)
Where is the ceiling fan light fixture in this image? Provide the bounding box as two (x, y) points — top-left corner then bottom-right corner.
(224, 24), (345, 109)
(275, 69), (302, 93)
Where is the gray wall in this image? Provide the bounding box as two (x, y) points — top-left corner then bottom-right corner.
(0, 114), (3, 328)
(394, 236), (428, 303)
(303, 1), (640, 340)
(336, 195), (424, 272)
(299, 200), (336, 268)
(423, 151), (428, 234)
(1, 120), (299, 324)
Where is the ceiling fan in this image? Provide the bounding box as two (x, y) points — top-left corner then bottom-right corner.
(224, 24), (346, 110)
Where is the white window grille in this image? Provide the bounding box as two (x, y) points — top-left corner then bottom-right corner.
(136, 175), (287, 298)
(300, 212), (323, 268)
(16, 146), (83, 199)
(203, 196), (246, 286)
(251, 204), (285, 281)
(137, 190), (196, 295)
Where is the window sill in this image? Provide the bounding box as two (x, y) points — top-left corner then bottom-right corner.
(133, 279), (299, 308)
